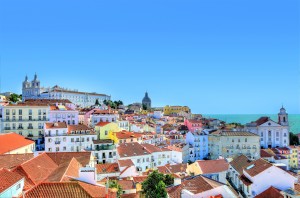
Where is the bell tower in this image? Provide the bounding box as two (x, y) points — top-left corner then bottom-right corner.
(278, 106), (288, 126)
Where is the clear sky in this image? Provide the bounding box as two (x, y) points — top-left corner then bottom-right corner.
(0, 0), (299, 114)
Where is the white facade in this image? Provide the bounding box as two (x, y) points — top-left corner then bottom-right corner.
(186, 131), (208, 161)
(0, 177), (24, 198)
(182, 185), (238, 198)
(49, 103), (78, 125)
(118, 120), (129, 131)
(117, 154), (152, 172)
(246, 108), (289, 149)
(44, 124), (97, 152)
(150, 151), (172, 168)
(90, 114), (119, 127)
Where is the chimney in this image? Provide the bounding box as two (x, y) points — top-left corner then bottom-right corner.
(174, 177), (181, 186)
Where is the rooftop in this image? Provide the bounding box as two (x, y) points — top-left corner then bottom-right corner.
(0, 133), (35, 154)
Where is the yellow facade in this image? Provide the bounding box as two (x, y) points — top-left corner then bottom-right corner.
(2, 105), (49, 139)
(289, 147), (298, 169)
(163, 105), (190, 116)
(5, 144), (35, 154)
(95, 122), (120, 140)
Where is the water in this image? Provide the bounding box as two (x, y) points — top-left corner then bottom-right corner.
(203, 114), (300, 134)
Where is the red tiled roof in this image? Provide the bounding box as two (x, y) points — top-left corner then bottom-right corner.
(142, 144), (171, 153)
(239, 174), (252, 186)
(117, 142), (151, 158)
(118, 180), (135, 190)
(68, 124), (94, 134)
(230, 155), (252, 175)
(45, 122), (68, 129)
(0, 169), (24, 193)
(260, 149), (275, 158)
(0, 154), (34, 170)
(255, 117), (270, 126)
(121, 193), (140, 198)
(118, 159), (134, 167)
(254, 186), (283, 198)
(114, 131), (143, 140)
(95, 122), (111, 127)
(23, 181), (116, 198)
(12, 153), (58, 190)
(96, 163), (119, 174)
(45, 152), (92, 167)
(158, 164), (187, 174)
(0, 133), (34, 154)
(167, 185), (182, 198)
(132, 176), (148, 183)
(196, 159), (229, 174)
(244, 158), (273, 177)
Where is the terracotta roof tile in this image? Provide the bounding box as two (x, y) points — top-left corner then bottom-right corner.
(45, 122), (68, 129)
(239, 174), (252, 186)
(24, 181), (116, 198)
(142, 144), (171, 153)
(117, 142), (151, 158)
(0, 169), (24, 193)
(196, 159), (229, 174)
(230, 155), (252, 175)
(95, 122), (111, 127)
(118, 159), (134, 167)
(45, 152), (92, 167)
(68, 124), (94, 134)
(255, 186), (283, 198)
(118, 180), (135, 190)
(96, 163), (119, 174)
(114, 131), (143, 140)
(244, 158), (272, 177)
(12, 153), (58, 190)
(132, 176), (148, 183)
(0, 153), (34, 170)
(0, 133), (35, 154)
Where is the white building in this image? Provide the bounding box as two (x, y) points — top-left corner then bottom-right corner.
(246, 107), (289, 149)
(49, 102), (78, 125)
(22, 74), (110, 107)
(168, 143), (190, 164)
(228, 155), (297, 197)
(186, 131), (208, 162)
(117, 142), (152, 172)
(142, 144), (172, 168)
(92, 139), (117, 164)
(44, 122), (97, 152)
(90, 109), (119, 127)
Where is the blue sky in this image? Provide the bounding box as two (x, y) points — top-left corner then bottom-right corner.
(0, 0), (299, 114)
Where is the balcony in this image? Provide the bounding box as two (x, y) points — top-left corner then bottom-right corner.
(95, 145), (116, 151)
(18, 127), (24, 130)
(27, 134), (33, 138)
(28, 126), (34, 129)
(4, 127), (11, 130)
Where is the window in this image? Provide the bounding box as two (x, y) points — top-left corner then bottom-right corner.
(63, 137), (66, 142)
(63, 147), (66, 151)
(19, 109), (22, 115)
(245, 138), (247, 142)
(56, 147), (59, 152)
(56, 130), (58, 136)
(29, 109), (32, 115)
(48, 138), (52, 143)
(16, 183), (21, 190)
(105, 130), (108, 135)
(48, 148), (52, 152)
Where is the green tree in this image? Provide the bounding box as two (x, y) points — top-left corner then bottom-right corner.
(95, 99), (100, 106)
(142, 171), (171, 198)
(9, 93), (21, 103)
(290, 132), (299, 145)
(164, 174), (174, 186)
(108, 180), (123, 198)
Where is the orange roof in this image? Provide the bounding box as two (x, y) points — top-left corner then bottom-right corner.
(45, 152), (92, 167)
(255, 186), (283, 198)
(67, 124), (94, 134)
(96, 122), (111, 127)
(96, 163), (119, 174)
(142, 144), (171, 153)
(0, 153), (34, 170)
(24, 181), (116, 198)
(114, 131), (143, 140)
(45, 122), (68, 129)
(118, 180), (135, 190)
(0, 169), (24, 193)
(196, 159), (229, 174)
(12, 153), (58, 190)
(118, 159), (134, 167)
(244, 158), (273, 177)
(132, 176), (148, 183)
(230, 155), (252, 175)
(117, 142), (151, 157)
(0, 133), (35, 154)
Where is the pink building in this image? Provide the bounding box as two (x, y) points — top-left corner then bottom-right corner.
(49, 102), (79, 125)
(184, 119), (203, 132)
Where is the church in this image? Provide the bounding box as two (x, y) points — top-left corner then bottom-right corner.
(246, 107), (289, 149)
(142, 92), (151, 110)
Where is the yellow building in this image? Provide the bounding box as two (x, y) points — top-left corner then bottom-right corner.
(109, 130), (143, 144)
(95, 122), (120, 140)
(288, 146), (298, 169)
(0, 133), (35, 154)
(163, 105), (191, 116)
(2, 103), (49, 139)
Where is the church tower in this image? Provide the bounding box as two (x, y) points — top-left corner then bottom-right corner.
(142, 92), (151, 110)
(278, 106), (288, 126)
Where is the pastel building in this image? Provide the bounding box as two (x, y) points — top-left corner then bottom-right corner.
(208, 131), (261, 160)
(184, 119), (203, 132)
(186, 131), (208, 161)
(0, 133), (35, 154)
(163, 105), (191, 116)
(90, 109), (119, 127)
(44, 122), (97, 152)
(0, 169), (25, 198)
(22, 74), (111, 107)
(49, 102), (78, 125)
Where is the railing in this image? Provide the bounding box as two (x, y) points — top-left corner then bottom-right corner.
(18, 127), (24, 129)
(4, 127), (11, 130)
(55, 141), (61, 144)
(28, 126), (33, 129)
(95, 145), (116, 151)
(27, 134), (33, 138)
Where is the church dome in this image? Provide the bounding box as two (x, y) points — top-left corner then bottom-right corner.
(142, 92), (151, 103)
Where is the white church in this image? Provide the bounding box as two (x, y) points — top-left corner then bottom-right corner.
(246, 107), (289, 149)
